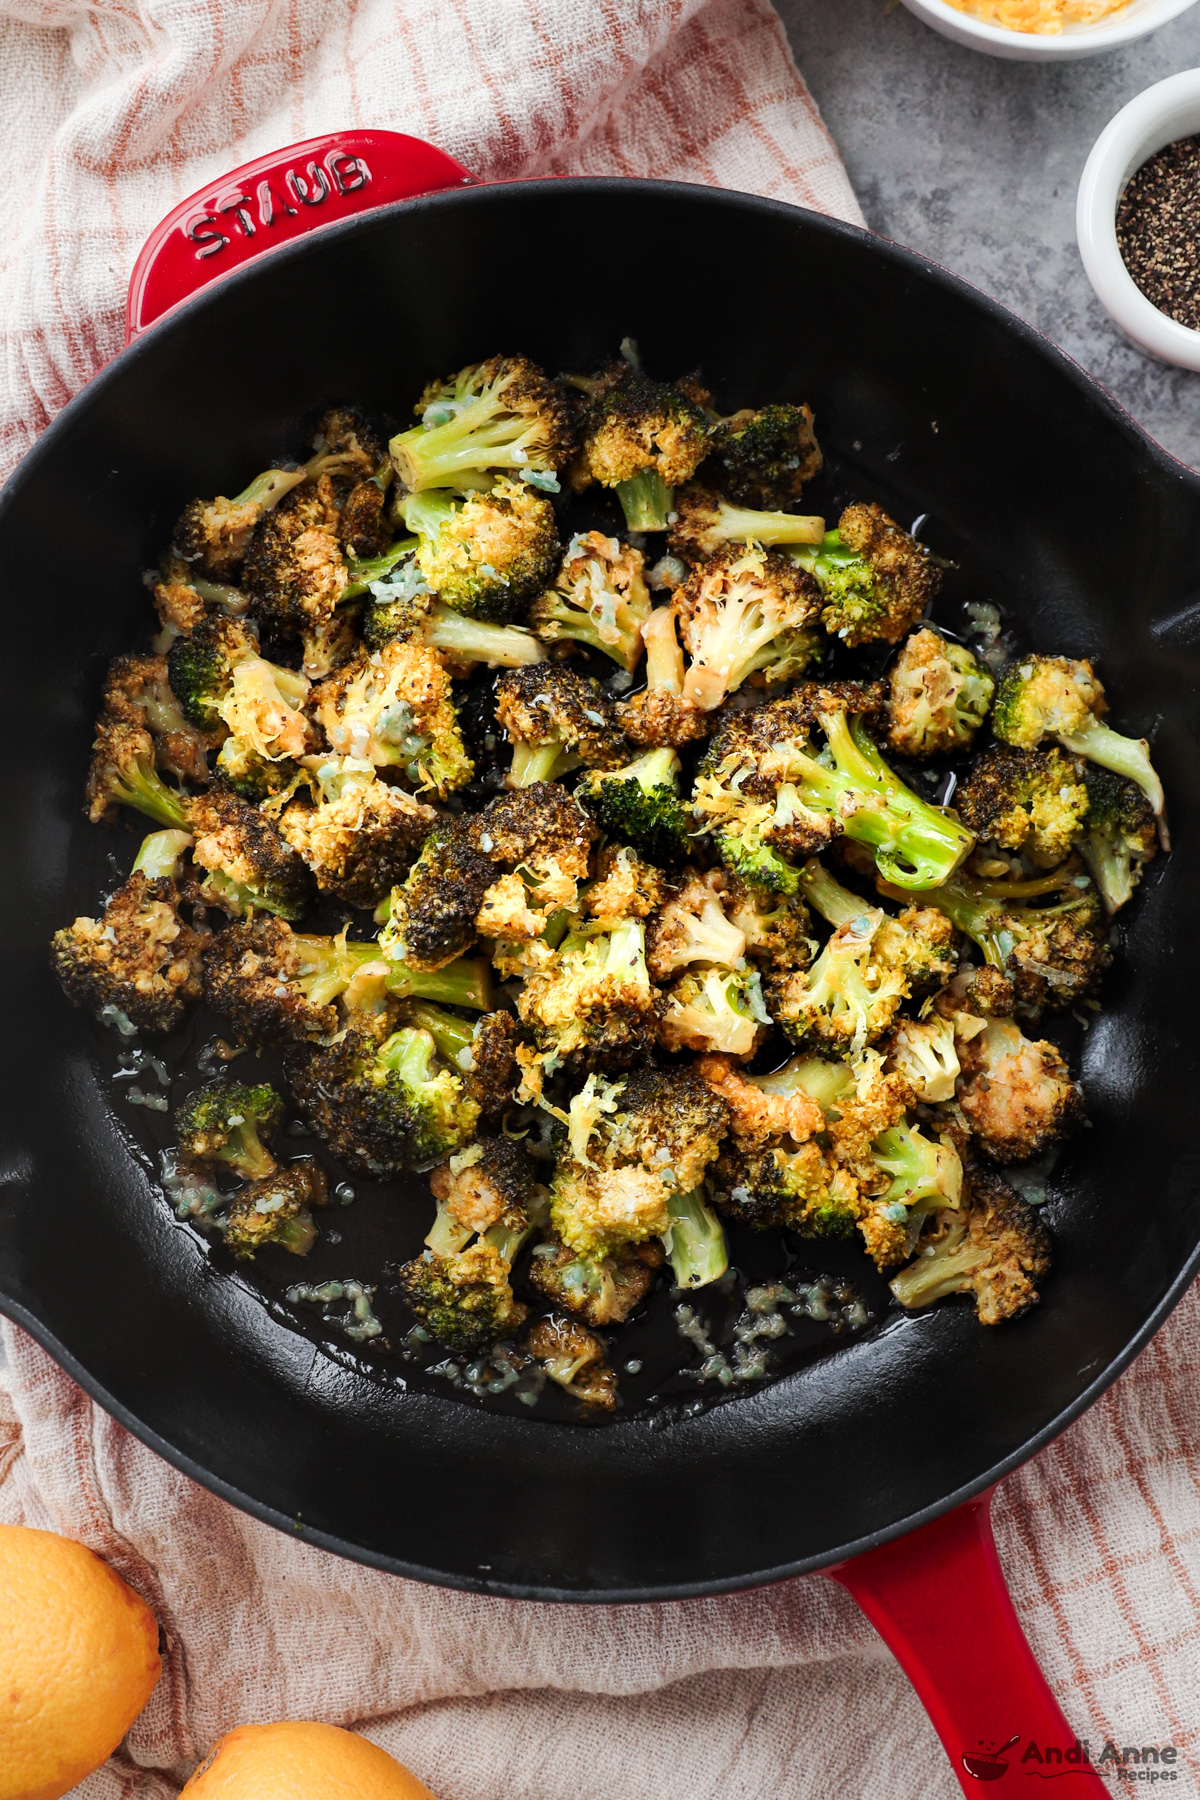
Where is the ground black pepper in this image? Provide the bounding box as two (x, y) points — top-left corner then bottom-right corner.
(1116, 134), (1200, 332)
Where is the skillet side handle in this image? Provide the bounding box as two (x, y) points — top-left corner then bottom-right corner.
(125, 130), (474, 342)
(829, 1491), (1108, 1797)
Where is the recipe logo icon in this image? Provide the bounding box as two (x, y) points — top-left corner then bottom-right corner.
(962, 1735), (1021, 1781)
(959, 1739), (1184, 1784)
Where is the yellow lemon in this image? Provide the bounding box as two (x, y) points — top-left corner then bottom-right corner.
(180, 1722), (439, 1799)
(0, 1522), (161, 1800)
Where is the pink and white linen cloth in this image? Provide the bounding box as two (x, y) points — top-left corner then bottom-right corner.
(1, 1), (1198, 1795)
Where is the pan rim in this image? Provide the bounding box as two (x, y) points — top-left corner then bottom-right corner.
(3, 173), (1198, 1601)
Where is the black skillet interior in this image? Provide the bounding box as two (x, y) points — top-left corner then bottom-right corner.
(2, 180), (1199, 1600)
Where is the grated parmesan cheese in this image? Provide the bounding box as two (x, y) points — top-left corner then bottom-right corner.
(944, 0), (1129, 31)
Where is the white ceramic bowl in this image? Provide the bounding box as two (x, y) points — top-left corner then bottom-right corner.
(1077, 68), (1200, 367)
(902, 0), (1199, 60)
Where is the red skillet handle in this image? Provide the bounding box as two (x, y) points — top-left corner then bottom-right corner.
(830, 1491), (1107, 1796)
(126, 130), (474, 342)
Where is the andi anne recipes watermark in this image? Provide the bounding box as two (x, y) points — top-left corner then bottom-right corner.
(960, 1735), (1187, 1783)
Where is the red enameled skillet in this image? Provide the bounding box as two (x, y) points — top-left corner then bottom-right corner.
(3, 130), (1198, 1797)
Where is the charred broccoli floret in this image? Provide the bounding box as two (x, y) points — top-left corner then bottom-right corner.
(886, 627), (994, 757)
(311, 642), (472, 798)
(515, 918), (660, 1072)
(400, 1241), (530, 1354)
(1077, 766), (1158, 914)
(660, 965), (771, 1059)
(992, 653), (1166, 844)
(550, 1066), (729, 1264)
(494, 663), (627, 788)
(222, 1161), (330, 1261)
(399, 480), (561, 624)
(693, 684), (974, 893)
(722, 876), (814, 972)
(796, 858), (958, 992)
(391, 355), (577, 493)
(51, 854), (207, 1033)
(277, 758), (436, 908)
(379, 821), (495, 971)
(101, 653), (218, 786)
(674, 543), (823, 711)
(890, 1168), (1051, 1324)
(174, 1079), (283, 1180)
(187, 786), (314, 920)
(646, 869), (746, 980)
(577, 747), (690, 865)
(528, 530), (652, 671)
(956, 1015), (1084, 1163)
(241, 477), (354, 678)
(86, 720), (192, 831)
(151, 555), (248, 643)
(361, 551), (545, 666)
(713, 1138), (859, 1236)
(667, 486), (825, 560)
(469, 782), (597, 888)
(766, 909), (907, 1055)
(572, 366), (710, 530)
(423, 1135), (536, 1252)
(172, 443), (363, 579)
(398, 1004), (517, 1119)
(528, 1234), (664, 1327)
(286, 1024), (480, 1175)
(956, 745), (1089, 868)
(165, 615), (261, 729)
(616, 604), (709, 750)
(705, 401), (823, 511)
(794, 503), (941, 647)
(522, 1315), (618, 1410)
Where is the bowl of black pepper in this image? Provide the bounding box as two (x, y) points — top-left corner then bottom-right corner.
(1078, 68), (1200, 369)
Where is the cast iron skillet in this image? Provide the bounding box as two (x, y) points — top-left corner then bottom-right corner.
(1, 133), (1197, 1793)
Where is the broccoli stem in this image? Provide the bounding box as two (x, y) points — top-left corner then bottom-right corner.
(235, 449), (360, 514)
(818, 712), (974, 888)
(510, 741), (573, 787)
(796, 858), (870, 928)
(884, 867), (1079, 969)
(131, 829), (193, 881)
(392, 394), (552, 492)
(1078, 833), (1134, 913)
(711, 501), (826, 548)
(754, 1054), (853, 1116)
(889, 1218), (982, 1309)
(426, 602), (545, 667)
(398, 489), (459, 542)
(483, 1207), (540, 1266)
(791, 530), (862, 583)
(616, 469), (673, 532)
(642, 605), (686, 693)
(426, 1201), (473, 1256)
(403, 1000), (476, 1061)
(662, 1186), (729, 1289)
(1058, 717), (1168, 846)
(342, 537), (417, 599)
(199, 870), (304, 923)
(190, 574), (249, 614)
(113, 762), (192, 832)
(378, 1026), (437, 1086)
(385, 955), (495, 1012)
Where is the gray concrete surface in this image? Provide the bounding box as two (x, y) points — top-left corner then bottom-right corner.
(777, 0), (1200, 467)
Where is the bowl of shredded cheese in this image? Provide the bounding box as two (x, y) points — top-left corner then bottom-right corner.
(901, 0), (1199, 58)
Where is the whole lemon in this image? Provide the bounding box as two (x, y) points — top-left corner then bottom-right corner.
(180, 1722), (438, 1799)
(0, 1523), (161, 1800)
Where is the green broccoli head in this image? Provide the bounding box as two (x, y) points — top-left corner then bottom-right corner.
(577, 747), (690, 865)
(1078, 766), (1158, 913)
(575, 366), (711, 530)
(795, 503), (941, 647)
(723, 875), (813, 970)
(311, 641), (473, 799)
(494, 662), (628, 788)
(767, 910), (907, 1056)
(400, 1243), (529, 1354)
(528, 530), (652, 671)
(165, 602), (259, 730)
(674, 542), (824, 711)
(286, 1025), (480, 1177)
(400, 479), (561, 624)
(713, 1139), (858, 1236)
(705, 401), (823, 510)
(187, 786), (315, 921)
(516, 918), (661, 1073)
(528, 1234), (664, 1327)
(886, 627), (994, 758)
(215, 735), (300, 803)
(380, 821), (495, 972)
(175, 1079), (283, 1180)
(391, 354), (578, 493)
(956, 744), (1089, 868)
(222, 1161), (330, 1261)
(659, 966), (773, 1059)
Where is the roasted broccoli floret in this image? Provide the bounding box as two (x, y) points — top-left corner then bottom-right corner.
(286, 1024), (480, 1175)
(616, 604), (709, 750)
(528, 530), (652, 671)
(661, 1185), (730, 1289)
(400, 1240), (530, 1355)
(956, 1014), (1084, 1163)
(667, 486), (826, 560)
(398, 480), (561, 624)
(101, 653), (218, 786)
(893, 864), (1111, 1017)
(793, 503), (941, 647)
(992, 653), (1167, 844)
(469, 782), (597, 888)
(550, 1067), (729, 1263)
(692, 684), (974, 893)
(165, 615), (261, 729)
(766, 910), (907, 1055)
(222, 1161), (330, 1261)
(713, 1138), (859, 1236)
(423, 1134), (537, 1251)
(528, 1234), (664, 1327)
(187, 786), (314, 920)
(494, 663), (627, 788)
(884, 1015), (960, 1102)
(646, 869), (746, 980)
(522, 1315), (618, 1410)
(310, 642), (472, 798)
(796, 858), (958, 992)
(379, 821), (495, 971)
(361, 551), (545, 666)
(241, 476), (354, 678)
(886, 627), (994, 757)
(572, 366), (710, 530)
(399, 1004), (517, 1119)
(697, 1051), (830, 1148)
(172, 443), (363, 579)
(391, 355), (577, 493)
(673, 543), (823, 711)
(1077, 766), (1158, 914)
(577, 747), (690, 865)
(51, 852), (207, 1034)
(660, 967), (772, 1058)
(151, 555), (248, 643)
(704, 402), (823, 510)
(86, 720), (192, 831)
(956, 745), (1089, 868)
(890, 1168), (1051, 1324)
(175, 1078), (282, 1181)
(515, 918), (660, 1072)
(581, 844), (668, 926)
(722, 876), (814, 972)
(277, 758), (436, 908)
